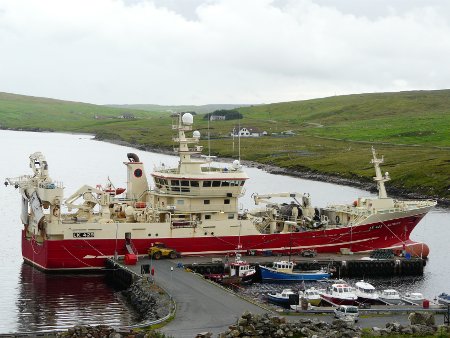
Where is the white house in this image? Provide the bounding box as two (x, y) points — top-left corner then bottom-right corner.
(231, 127), (263, 137)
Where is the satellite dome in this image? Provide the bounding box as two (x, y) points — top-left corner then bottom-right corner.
(193, 130), (201, 138)
(232, 160), (240, 168)
(182, 113), (194, 125)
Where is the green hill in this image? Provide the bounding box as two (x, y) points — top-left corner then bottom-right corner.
(238, 90), (450, 147)
(0, 92), (163, 132)
(1, 90), (449, 203)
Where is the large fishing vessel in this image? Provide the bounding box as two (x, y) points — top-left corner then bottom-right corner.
(5, 113), (436, 271)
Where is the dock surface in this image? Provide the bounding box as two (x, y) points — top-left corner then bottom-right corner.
(127, 258), (268, 338)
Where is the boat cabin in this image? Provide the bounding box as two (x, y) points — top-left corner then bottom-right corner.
(331, 284), (354, 295)
(272, 261), (295, 273)
(355, 281), (377, 295)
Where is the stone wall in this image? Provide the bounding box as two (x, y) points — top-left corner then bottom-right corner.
(121, 278), (172, 321)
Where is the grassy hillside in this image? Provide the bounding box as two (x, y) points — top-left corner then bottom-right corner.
(1, 90), (449, 202)
(0, 92), (163, 132)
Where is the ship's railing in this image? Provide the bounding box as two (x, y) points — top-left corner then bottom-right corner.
(38, 181), (64, 189)
(324, 204), (371, 216)
(173, 137), (200, 143)
(375, 200), (435, 214)
(172, 124), (191, 131)
(173, 146), (203, 152)
(153, 167), (179, 173)
(396, 200), (437, 208)
(153, 165), (243, 174)
(6, 175), (32, 186)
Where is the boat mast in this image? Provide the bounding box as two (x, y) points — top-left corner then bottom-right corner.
(173, 113), (204, 174)
(371, 147), (390, 199)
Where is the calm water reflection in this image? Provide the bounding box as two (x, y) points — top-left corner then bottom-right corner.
(0, 129), (448, 333)
(15, 264), (139, 332)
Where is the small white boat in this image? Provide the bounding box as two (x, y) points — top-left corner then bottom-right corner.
(354, 280), (380, 305)
(304, 287), (322, 306)
(379, 289), (402, 305)
(437, 293), (450, 306)
(402, 292), (425, 305)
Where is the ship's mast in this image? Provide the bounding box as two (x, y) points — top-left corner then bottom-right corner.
(173, 113), (204, 174)
(371, 147), (390, 199)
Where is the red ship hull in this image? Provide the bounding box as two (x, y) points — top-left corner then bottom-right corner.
(22, 213), (428, 271)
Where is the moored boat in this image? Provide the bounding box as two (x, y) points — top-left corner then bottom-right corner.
(379, 289), (402, 305)
(402, 292), (425, 305)
(437, 293), (450, 306)
(5, 113), (436, 271)
(267, 288), (299, 308)
(353, 280), (381, 305)
(320, 283), (358, 306)
(205, 253), (256, 285)
(304, 287), (322, 306)
(260, 261), (331, 282)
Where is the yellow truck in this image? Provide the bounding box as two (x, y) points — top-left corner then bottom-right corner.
(148, 242), (179, 260)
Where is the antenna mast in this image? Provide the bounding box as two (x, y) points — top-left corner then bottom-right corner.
(371, 147), (390, 198)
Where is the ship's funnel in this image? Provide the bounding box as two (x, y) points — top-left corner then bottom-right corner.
(125, 153), (149, 201)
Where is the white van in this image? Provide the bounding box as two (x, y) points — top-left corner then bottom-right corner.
(333, 305), (359, 322)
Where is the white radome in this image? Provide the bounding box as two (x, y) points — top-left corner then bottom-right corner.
(182, 113), (194, 125)
(193, 130), (201, 138)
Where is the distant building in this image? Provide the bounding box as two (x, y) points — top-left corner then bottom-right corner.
(118, 113), (135, 119)
(231, 127), (264, 137)
(210, 115), (226, 121)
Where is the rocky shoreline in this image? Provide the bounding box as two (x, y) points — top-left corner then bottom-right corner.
(97, 137), (449, 207)
(17, 311), (447, 338)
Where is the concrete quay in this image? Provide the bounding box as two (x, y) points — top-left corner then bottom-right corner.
(118, 257), (269, 338)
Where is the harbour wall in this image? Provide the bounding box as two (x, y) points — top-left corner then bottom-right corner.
(181, 257), (425, 280)
(104, 258), (175, 327)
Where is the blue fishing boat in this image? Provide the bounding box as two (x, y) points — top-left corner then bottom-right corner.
(260, 261), (331, 282)
(267, 289), (299, 307)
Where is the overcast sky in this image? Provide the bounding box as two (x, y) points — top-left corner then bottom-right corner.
(1, 0), (449, 105)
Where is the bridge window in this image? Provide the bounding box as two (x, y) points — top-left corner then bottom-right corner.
(191, 181), (199, 187)
(221, 181), (230, 186)
(204, 200), (210, 205)
(181, 180), (189, 186)
(224, 199), (230, 204)
(205, 214), (211, 220)
(212, 181), (221, 187)
(203, 181), (211, 187)
(171, 180), (180, 186)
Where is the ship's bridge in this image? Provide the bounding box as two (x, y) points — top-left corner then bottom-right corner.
(151, 168), (248, 197)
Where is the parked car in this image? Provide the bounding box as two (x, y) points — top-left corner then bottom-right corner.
(333, 305), (359, 322)
(301, 249), (317, 258)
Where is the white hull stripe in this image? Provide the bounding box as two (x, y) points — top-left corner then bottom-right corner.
(180, 237), (379, 256)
